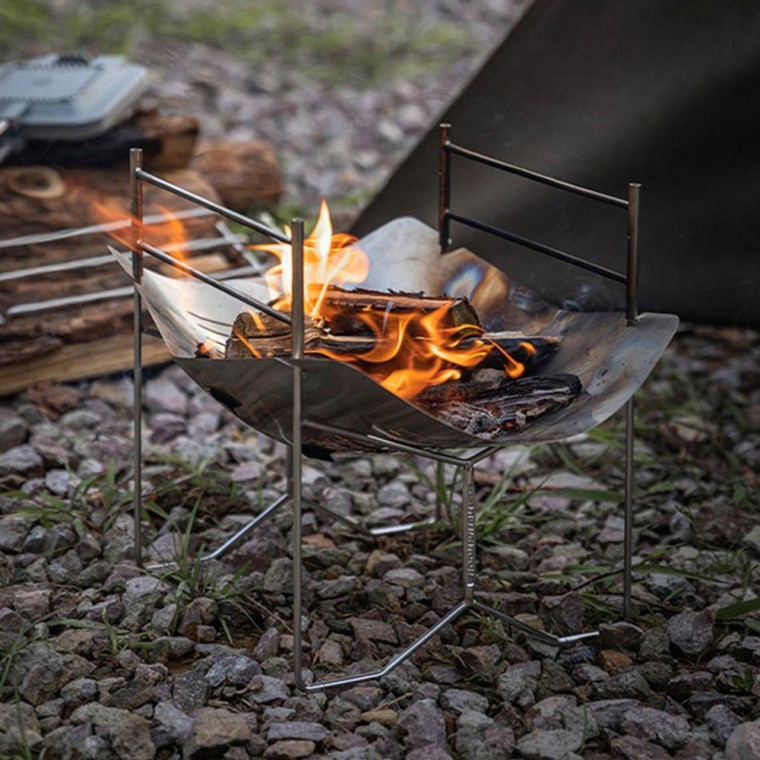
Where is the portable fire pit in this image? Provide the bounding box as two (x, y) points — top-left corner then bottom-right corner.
(120, 125), (678, 690)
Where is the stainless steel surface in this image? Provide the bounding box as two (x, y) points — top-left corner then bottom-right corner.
(129, 217), (677, 452)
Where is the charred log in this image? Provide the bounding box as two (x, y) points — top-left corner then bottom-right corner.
(414, 372), (582, 436)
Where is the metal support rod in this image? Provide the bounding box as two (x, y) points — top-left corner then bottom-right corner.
(289, 219), (307, 690)
(447, 211), (627, 284)
(301, 601), (469, 691)
(145, 493), (290, 570)
(434, 461), (447, 522)
(135, 167), (290, 244)
(626, 183), (641, 324)
(473, 601), (599, 647)
(623, 397), (635, 619)
(447, 142), (628, 209)
(130, 148), (144, 568)
(137, 240), (291, 325)
(439, 123), (452, 251)
(462, 464), (477, 603)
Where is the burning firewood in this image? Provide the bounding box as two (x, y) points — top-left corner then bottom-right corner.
(222, 286), (576, 435)
(226, 288), (481, 357)
(414, 370), (582, 436)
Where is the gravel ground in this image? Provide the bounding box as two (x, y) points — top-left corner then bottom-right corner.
(2, 3), (760, 759)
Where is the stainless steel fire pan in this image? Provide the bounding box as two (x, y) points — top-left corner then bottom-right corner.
(118, 217), (678, 451)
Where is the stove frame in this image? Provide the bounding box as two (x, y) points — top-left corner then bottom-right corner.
(127, 123), (649, 690)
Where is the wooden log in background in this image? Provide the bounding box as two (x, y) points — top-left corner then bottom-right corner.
(0, 119), (284, 396)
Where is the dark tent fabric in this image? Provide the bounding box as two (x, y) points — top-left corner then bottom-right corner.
(353, 0), (760, 327)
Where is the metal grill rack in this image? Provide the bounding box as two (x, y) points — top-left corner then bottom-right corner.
(126, 123), (667, 690)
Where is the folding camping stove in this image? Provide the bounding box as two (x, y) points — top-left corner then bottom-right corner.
(123, 124), (678, 690)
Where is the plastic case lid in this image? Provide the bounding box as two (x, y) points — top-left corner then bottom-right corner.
(0, 54), (149, 140)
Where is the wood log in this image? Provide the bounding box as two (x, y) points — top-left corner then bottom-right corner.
(191, 139), (283, 210)
(415, 374), (582, 436)
(313, 287), (480, 333)
(225, 289), (482, 359)
(461, 332), (559, 367)
(225, 312), (378, 359)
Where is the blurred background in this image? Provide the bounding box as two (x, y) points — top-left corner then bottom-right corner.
(0, 0), (531, 227)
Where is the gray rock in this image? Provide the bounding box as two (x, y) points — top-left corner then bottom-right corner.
(455, 708), (514, 760)
(47, 549), (83, 584)
(173, 670), (210, 712)
(60, 677), (98, 706)
(621, 706), (691, 750)
(706, 703), (743, 747)
(397, 698), (447, 749)
(0, 410), (27, 452)
(742, 526), (760, 554)
(383, 567), (425, 588)
(143, 378), (188, 415)
(341, 686), (384, 711)
(667, 671), (713, 701)
(71, 702), (156, 760)
(80, 735), (112, 760)
(439, 688), (489, 715)
(154, 700), (194, 743)
(377, 480), (411, 507)
(11, 642), (94, 705)
(599, 621), (645, 651)
(516, 728), (581, 759)
(183, 707), (250, 759)
(247, 674), (290, 703)
(44, 468), (75, 495)
(0, 445), (43, 477)
(592, 670), (653, 701)
(60, 409), (101, 430)
(639, 626), (671, 661)
(267, 721), (331, 742)
(725, 720), (760, 760)
(667, 609), (713, 656)
(111, 714), (156, 760)
(0, 701), (42, 755)
(206, 654), (260, 688)
(588, 700), (640, 734)
(407, 746), (453, 760)
(349, 617), (397, 643)
(497, 660), (541, 703)
(610, 735), (670, 760)
(365, 549), (402, 577)
(0, 516), (32, 551)
(251, 628), (279, 661)
(525, 695), (579, 732)
(264, 740), (317, 758)
(317, 575), (361, 599)
(263, 557), (294, 593)
(149, 412), (187, 444)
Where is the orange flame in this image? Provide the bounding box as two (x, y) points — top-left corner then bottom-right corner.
(91, 199), (194, 261)
(93, 193), (531, 400)
(252, 200), (369, 318)
(252, 201), (530, 399)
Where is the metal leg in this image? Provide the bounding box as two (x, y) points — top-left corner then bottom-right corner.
(462, 464), (476, 604)
(623, 397), (635, 619)
(130, 148), (144, 568)
(145, 493), (290, 571)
